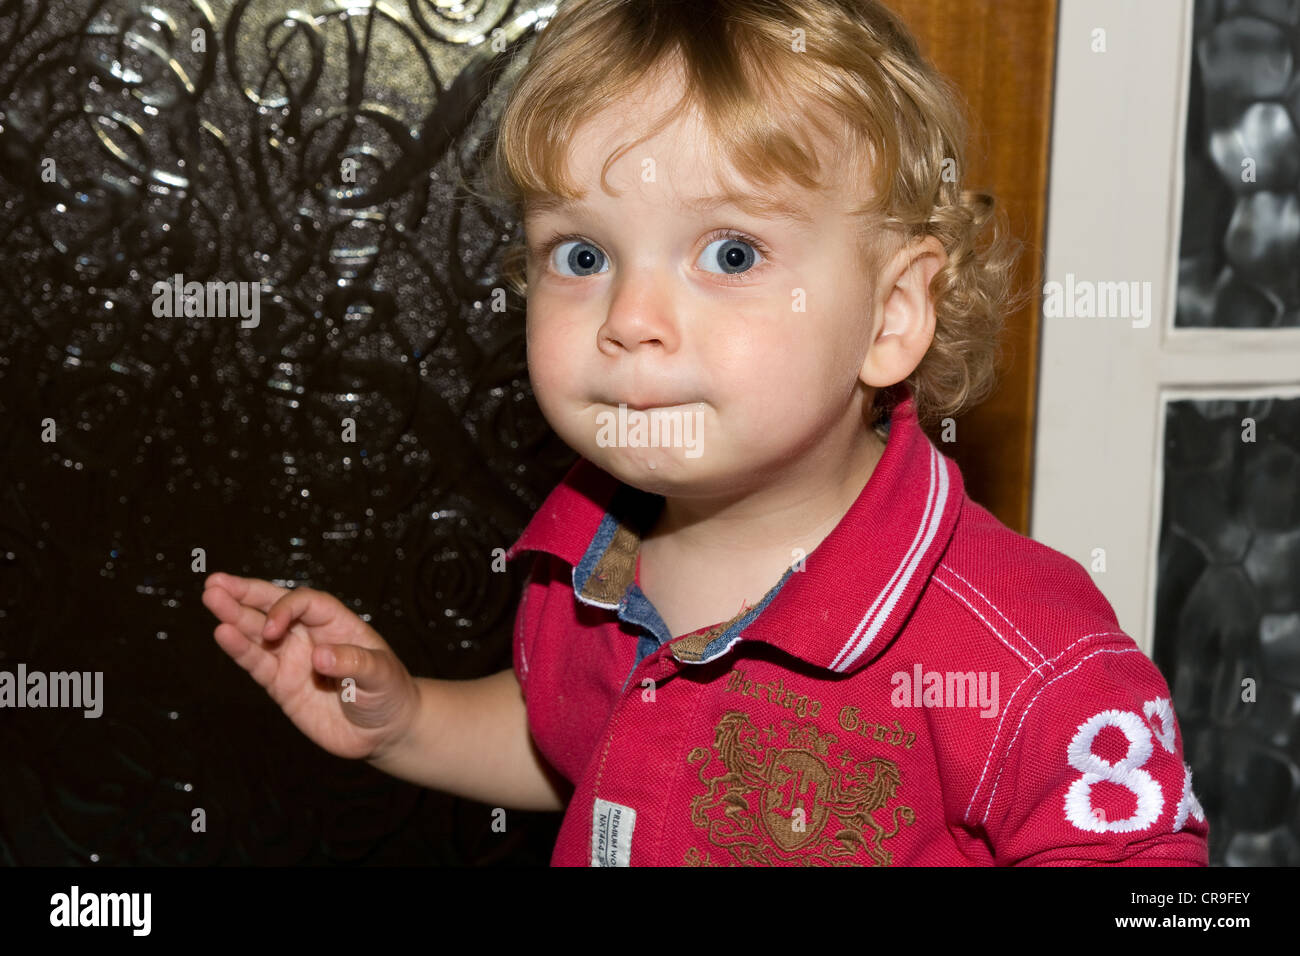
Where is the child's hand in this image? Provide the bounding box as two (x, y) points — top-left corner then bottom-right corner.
(202, 572), (420, 762)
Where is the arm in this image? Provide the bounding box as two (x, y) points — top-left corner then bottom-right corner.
(366, 667), (569, 812)
(983, 643), (1209, 866)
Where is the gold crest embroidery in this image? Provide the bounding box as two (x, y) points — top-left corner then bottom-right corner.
(685, 710), (915, 866)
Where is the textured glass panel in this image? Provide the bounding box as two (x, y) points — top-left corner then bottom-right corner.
(1154, 395), (1300, 866)
(1176, 0), (1300, 328)
(0, 0), (571, 864)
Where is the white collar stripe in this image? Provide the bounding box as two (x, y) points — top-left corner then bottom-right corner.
(830, 444), (938, 671)
(834, 445), (949, 673)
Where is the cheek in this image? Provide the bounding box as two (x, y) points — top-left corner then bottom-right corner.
(720, 302), (861, 422)
(525, 309), (581, 397)
(708, 311), (822, 418)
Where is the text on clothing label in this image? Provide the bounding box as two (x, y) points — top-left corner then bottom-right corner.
(592, 798), (637, 866)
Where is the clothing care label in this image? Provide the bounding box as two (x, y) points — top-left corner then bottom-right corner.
(591, 798), (636, 866)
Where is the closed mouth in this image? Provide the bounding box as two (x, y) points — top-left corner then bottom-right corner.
(606, 400), (697, 411)
(603, 395), (707, 411)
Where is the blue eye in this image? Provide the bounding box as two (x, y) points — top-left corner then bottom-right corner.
(540, 231), (769, 280)
(551, 239), (608, 277)
(698, 236), (763, 275)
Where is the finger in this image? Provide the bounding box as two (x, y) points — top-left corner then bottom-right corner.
(212, 622), (279, 690)
(312, 642), (393, 694)
(262, 587), (336, 639)
(204, 573), (289, 614)
(201, 583), (269, 641)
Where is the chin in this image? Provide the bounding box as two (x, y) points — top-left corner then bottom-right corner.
(591, 445), (704, 495)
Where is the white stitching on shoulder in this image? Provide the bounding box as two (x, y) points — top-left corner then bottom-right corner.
(937, 563), (1047, 664)
(962, 631), (1129, 823)
(931, 574), (1037, 669)
(979, 646), (1144, 825)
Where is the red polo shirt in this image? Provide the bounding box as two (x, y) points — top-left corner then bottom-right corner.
(504, 397), (1210, 866)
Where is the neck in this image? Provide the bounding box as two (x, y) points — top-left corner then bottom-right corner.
(643, 416), (887, 563)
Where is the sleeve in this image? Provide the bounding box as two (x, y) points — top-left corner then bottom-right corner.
(982, 643), (1210, 866)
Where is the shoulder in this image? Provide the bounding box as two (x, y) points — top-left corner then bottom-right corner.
(511, 552), (571, 688)
(915, 500), (1207, 861)
(931, 497), (1126, 665)
(923, 495), (1162, 769)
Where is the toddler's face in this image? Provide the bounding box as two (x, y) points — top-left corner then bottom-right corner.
(522, 77), (885, 500)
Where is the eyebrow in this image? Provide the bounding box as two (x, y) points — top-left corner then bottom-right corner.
(525, 189), (814, 225)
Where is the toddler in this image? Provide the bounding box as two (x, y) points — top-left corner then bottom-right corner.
(203, 0), (1209, 866)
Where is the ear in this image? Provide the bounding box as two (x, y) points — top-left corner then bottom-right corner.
(859, 235), (946, 388)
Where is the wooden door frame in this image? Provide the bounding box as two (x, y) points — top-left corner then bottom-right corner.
(900, 0), (1059, 534)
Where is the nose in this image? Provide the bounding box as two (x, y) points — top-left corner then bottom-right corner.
(597, 278), (679, 355)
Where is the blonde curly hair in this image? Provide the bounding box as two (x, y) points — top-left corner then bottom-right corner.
(483, 0), (1022, 427)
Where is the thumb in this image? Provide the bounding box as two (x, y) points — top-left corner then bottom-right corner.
(312, 642), (391, 692)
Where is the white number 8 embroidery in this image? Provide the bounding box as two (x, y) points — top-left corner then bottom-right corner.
(1065, 709), (1162, 833)
(1064, 697), (1205, 834)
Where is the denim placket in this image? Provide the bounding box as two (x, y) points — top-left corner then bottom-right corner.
(617, 583), (674, 693)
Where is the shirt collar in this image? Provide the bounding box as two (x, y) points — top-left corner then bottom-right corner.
(505, 393), (964, 675)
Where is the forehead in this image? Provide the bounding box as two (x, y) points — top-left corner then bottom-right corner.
(524, 83), (846, 227)
(525, 187), (816, 226)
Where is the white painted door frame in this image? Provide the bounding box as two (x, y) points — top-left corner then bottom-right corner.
(1033, 0), (1300, 654)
